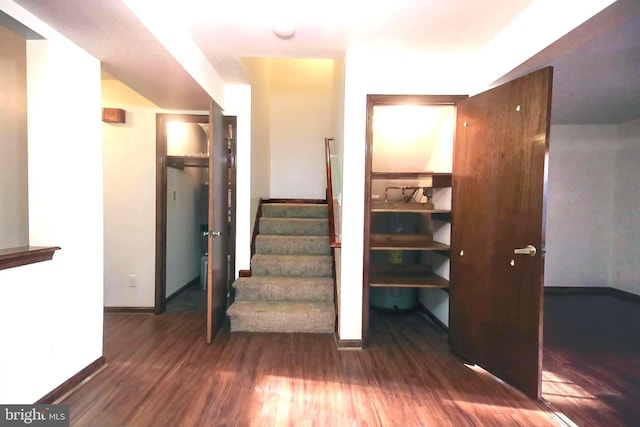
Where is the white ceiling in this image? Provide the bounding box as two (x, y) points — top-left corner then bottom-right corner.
(8, 0), (640, 124)
(185, 0), (535, 83)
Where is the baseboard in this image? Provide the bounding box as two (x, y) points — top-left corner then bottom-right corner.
(544, 286), (609, 295)
(238, 269), (252, 278)
(334, 333), (362, 350)
(416, 301), (448, 332)
(37, 356), (106, 404)
(166, 276), (199, 303)
(104, 306), (155, 314)
(608, 287), (640, 304)
(371, 304), (416, 314)
(545, 286), (640, 304)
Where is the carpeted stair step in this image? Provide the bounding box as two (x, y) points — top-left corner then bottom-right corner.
(251, 254), (332, 277)
(255, 235), (330, 255)
(228, 201), (335, 334)
(233, 276), (333, 302)
(263, 203), (327, 219)
(259, 217), (328, 236)
(227, 301), (335, 333)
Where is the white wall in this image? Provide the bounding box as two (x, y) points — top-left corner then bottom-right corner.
(241, 58), (272, 237)
(102, 79), (209, 307)
(611, 119), (640, 295)
(329, 61), (345, 323)
(102, 79), (159, 307)
(330, 60), (345, 237)
(545, 125), (617, 287)
(544, 121), (640, 296)
(241, 58), (345, 236)
(0, 25), (29, 248)
(269, 59), (335, 199)
(166, 167), (203, 296)
(0, 0), (103, 402)
(223, 84), (252, 277)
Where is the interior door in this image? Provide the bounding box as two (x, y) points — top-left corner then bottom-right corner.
(206, 100), (228, 343)
(449, 67), (553, 399)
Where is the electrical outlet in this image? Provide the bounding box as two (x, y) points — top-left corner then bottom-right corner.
(128, 274), (137, 287)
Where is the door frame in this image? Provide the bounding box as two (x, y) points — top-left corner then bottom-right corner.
(155, 113), (210, 314)
(224, 116), (237, 307)
(362, 94), (467, 339)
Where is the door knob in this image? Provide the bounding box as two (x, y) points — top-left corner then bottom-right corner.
(513, 244), (536, 256)
(203, 231), (221, 237)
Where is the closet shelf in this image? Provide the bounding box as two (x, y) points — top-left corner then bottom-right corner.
(371, 201), (450, 214)
(369, 265), (449, 288)
(167, 155), (209, 169)
(370, 233), (450, 251)
(371, 172), (452, 187)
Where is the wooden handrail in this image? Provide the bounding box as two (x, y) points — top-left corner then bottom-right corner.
(325, 137), (340, 335)
(325, 138), (341, 248)
(250, 198), (264, 259)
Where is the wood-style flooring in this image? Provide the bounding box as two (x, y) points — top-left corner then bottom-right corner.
(542, 294), (640, 427)
(64, 311), (563, 426)
(165, 283), (207, 313)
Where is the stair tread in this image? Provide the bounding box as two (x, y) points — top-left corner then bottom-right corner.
(233, 277), (331, 300)
(228, 300), (334, 315)
(265, 203), (326, 208)
(251, 254), (333, 278)
(260, 216), (329, 222)
(259, 217), (328, 237)
(228, 300), (335, 333)
(252, 254), (332, 261)
(234, 276), (333, 286)
(257, 234), (329, 240)
(255, 235), (330, 255)
(262, 203), (328, 219)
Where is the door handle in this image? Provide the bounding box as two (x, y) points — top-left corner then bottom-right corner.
(514, 244), (536, 256)
(203, 231), (222, 237)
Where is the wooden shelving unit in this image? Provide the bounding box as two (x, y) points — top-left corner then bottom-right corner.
(367, 171), (452, 290)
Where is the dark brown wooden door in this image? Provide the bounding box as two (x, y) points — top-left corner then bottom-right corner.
(206, 101), (228, 343)
(450, 67), (553, 399)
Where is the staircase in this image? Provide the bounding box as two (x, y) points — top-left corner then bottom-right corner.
(227, 202), (335, 333)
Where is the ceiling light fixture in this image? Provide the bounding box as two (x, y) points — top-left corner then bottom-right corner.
(273, 22), (295, 39)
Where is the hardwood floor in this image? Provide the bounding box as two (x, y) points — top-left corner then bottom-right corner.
(165, 283), (207, 313)
(542, 294), (640, 427)
(64, 311), (563, 426)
